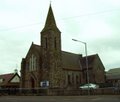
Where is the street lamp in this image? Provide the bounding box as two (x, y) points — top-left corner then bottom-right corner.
(72, 39), (90, 95)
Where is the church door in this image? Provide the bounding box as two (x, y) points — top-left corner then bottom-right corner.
(31, 77), (35, 88)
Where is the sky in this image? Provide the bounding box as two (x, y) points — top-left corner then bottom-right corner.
(0, 0), (120, 74)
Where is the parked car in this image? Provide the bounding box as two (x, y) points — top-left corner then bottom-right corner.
(79, 83), (99, 89)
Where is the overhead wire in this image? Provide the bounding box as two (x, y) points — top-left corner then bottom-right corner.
(0, 9), (119, 32)
(0, 22), (43, 32)
(60, 9), (120, 20)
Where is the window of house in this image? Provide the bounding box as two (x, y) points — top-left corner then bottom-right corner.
(0, 78), (3, 83)
(68, 74), (71, 85)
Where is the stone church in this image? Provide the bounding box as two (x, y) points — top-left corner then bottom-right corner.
(20, 5), (105, 89)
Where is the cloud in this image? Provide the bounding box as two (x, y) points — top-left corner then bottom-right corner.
(0, 0), (120, 74)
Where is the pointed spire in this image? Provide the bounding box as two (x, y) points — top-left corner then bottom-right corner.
(45, 4), (56, 26)
(41, 4), (60, 32)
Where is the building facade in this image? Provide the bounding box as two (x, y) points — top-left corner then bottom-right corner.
(106, 68), (120, 88)
(21, 5), (105, 90)
(0, 72), (20, 88)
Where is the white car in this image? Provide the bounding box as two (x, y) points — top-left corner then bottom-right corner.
(79, 83), (99, 89)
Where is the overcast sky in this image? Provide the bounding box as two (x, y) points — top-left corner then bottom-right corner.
(0, 0), (120, 74)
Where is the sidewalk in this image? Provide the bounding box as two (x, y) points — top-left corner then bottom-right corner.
(0, 95), (120, 102)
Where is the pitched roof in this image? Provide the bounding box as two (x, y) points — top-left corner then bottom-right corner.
(80, 54), (97, 69)
(107, 68), (120, 75)
(27, 44), (99, 71)
(29, 44), (82, 70)
(106, 75), (120, 79)
(33, 43), (40, 53)
(106, 68), (120, 79)
(62, 51), (81, 70)
(0, 73), (18, 86)
(25, 43), (41, 58)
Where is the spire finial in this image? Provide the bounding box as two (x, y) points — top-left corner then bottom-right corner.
(41, 2), (60, 33)
(50, 0), (52, 5)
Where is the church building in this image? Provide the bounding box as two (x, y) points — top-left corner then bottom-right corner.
(20, 5), (105, 90)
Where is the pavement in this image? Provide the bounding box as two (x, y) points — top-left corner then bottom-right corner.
(0, 95), (120, 102)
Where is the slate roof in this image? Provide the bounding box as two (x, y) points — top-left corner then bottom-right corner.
(0, 73), (14, 85)
(33, 43), (41, 53)
(107, 68), (120, 75)
(29, 44), (81, 70)
(0, 73), (20, 86)
(27, 44), (98, 71)
(25, 43), (41, 58)
(80, 54), (97, 69)
(61, 51), (81, 70)
(106, 68), (120, 79)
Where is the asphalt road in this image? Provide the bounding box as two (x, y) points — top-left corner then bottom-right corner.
(0, 95), (120, 102)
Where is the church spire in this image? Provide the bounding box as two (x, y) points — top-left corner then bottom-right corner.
(41, 4), (60, 32)
(40, 4), (62, 88)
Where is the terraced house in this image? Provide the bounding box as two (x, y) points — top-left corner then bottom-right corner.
(20, 5), (105, 90)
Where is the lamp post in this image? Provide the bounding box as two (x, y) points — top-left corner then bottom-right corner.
(72, 39), (90, 95)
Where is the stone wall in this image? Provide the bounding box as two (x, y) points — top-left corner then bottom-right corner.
(0, 87), (120, 95)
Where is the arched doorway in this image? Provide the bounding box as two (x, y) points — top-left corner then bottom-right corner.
(30, 77), (35, 88)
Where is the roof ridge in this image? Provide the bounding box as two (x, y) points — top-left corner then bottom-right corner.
(0, 73), (14, 76)
(62, 50), (81, 55)
(33, 43), (40, 47)
(82, 54), (98, 58)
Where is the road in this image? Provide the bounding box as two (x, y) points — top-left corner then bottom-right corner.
(0, 95), (120, 102)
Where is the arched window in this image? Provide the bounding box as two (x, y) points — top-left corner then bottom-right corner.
(68, 74), (71, 85)
(54, 37), (57, 49)
(76, 75), (79, 84)
(72, 73), (74, 84)
(45, 37), (47, 49)
(29, 54), (37, 71)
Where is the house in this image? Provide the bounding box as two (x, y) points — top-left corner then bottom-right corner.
(106, 68), (120, 87)
(0, 72), (20, 88)
(20, 5), (105, 91)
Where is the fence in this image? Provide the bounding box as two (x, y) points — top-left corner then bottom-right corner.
(0, 87), (120, 96)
